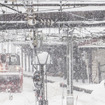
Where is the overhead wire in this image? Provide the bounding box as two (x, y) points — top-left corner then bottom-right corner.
(19, 0), (97, 22)
(0, 2), (22, 13)
(0, 1), (101, 27)
(0, 1), (103, 23)
(0, 1), (104, 39)
(0, 1), (25, 31)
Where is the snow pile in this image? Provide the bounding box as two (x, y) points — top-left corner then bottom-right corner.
(80, 80), (105, 105)
(90, 80), (105, 104)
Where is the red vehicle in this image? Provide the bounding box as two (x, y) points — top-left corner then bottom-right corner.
(0, 53), (23, 93)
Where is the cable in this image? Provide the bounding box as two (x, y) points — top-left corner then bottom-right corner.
(0, 0), (103, 23)
(0, 3), (22, 13)
(17, 0), (95, 22)
(0, 3), (103, 31)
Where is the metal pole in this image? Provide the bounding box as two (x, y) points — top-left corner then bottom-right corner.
(60, 0), (62, 12)
(7, 41), (9, 53)
(28, 54), (30, 72)
(21, 48), (23, 68)
(40, 64), (45, 105)
(71, 31), (73, 95)
(67, 31), (70, 95)
(25, 53), (27, 71)
(66, 29), (74, 105)
(37, 0), (39, 11)
(98, 62), (101, 83)
(31, 50), (33, 72)
(39, 64), (48, 105)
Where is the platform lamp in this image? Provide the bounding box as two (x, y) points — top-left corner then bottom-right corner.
(35, 51), (51, 105)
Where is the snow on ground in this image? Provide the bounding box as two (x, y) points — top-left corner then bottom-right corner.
(0, 75), (105, 105)
(0, 75), (87, 105)
(73, 80), (100, 90)
(73, 80), (105, 105)
(0, 77), (35, 105)
(47, 76), (105, 105)
(85, 80), (105, 105)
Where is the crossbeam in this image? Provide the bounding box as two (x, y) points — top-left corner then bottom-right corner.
(2, 2), (105, 7)
(0, 10), (105, 21)
(0, 22), (105, 30)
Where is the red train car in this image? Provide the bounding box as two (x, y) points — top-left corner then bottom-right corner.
(0, 53), (23, 93)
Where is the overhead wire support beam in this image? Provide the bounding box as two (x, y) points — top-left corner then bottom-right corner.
(0, 10), (105, 21)
(1, 22), (105, 30)
(2, 2), (105, 7)
(0, 3), (22, 13)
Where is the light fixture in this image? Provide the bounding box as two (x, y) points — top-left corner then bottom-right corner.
(36, 52), (51, 65)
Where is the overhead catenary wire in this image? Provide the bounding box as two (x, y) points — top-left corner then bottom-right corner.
(0, 2), (22, 13)
(0, 1), (105, 39)
(3, 1), (105, 7)
(0, 3), (104, 31)
(0, 0), (104, 27)
(0, 1), (99, 21)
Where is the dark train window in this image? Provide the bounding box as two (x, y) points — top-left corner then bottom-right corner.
(1, 54), (6, 63)
(9, 54), (20, 65)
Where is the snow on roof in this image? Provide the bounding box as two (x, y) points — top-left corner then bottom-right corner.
(0, 72), (21, 75)
(79, 44), (105, 48)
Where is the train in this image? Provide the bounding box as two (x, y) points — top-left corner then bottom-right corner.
(0, 53), (23, 93)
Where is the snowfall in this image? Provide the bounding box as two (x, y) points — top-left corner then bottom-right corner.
(0, 74), (104, 105)
(0, 0), (105, 104)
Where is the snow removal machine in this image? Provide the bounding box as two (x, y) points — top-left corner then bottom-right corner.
(0, 53), (23, 93)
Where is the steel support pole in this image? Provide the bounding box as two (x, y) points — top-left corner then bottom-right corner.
(39, 64), (48, 105)
(21, 48), (23, 68)
(28, 54), (30, 72)
(40, 64), (45, 105)
(66, 30), (74, 105)
(25, 53), (27, 71)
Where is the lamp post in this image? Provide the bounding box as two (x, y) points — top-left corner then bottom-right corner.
(34, 52), (51, 105)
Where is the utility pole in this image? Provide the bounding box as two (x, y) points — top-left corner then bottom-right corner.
(37, 0), (39, 12)
(60, 0), (62, 12)
(25, 52), (27, 72)
(66, 29), (74, 105)
(21, 48), (23, 68)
